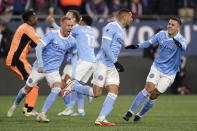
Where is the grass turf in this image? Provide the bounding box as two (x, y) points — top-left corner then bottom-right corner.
(0, 95), (197, 131)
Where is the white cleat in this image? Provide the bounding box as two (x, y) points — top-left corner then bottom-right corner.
(24, 110), (39, 117)
(36, 112), (50, 122)
(7, 104), (18, 117)
(61, 80), (75, 97)
(57, 108), (73, 116)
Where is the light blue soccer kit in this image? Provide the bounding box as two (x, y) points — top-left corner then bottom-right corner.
(72, 20), (126, 118)
(14, 29), (77, 114)
(129, 31), (187, 117)
(64, 25), (97, 112)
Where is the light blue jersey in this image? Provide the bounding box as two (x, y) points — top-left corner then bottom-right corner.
(33, 30), (77, 72)
(139, 31), (187, 75)
(72, 25), (96, 62)
(97, 20), (125, 67)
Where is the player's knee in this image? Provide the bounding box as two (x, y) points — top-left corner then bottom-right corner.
(52, 82), (61, 88)
(93, 90), (102, 97)
(150, 88), (160, 100)
(145, 82), (156, 94)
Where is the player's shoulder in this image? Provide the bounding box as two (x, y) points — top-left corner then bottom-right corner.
(18, 23), (35, 32)
(176, 32), (186, 41)
(68, 35), (77, 43)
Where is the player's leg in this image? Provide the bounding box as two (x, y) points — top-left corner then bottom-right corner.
(95, 66), (119, 126)
(123, 65), (159, 121)
(23, 62), (40, 116)
(65, 61), (105, 97)
(72, 61), (95, 116)
(134, 73), (176, 122)
(7, 69), (42, 117)
(58, 65), (75, 116)
(38, 71), (61, 122)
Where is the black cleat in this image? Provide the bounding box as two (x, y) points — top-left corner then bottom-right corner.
(123, 111), (133, 121)
(133, 115), (141, 123)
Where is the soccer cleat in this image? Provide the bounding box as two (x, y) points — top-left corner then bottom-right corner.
(61, 80), (75, 97)
(95, 116), (115, 126)
(57, 108), (73, 116)
(37, 113), (50, 122)
(22, 107), (27, 114)
(123, 111), (133, 121)
(24, 110), (39, 116)
(7, 104), (18, 117)
(133, 114), (141, 123)
(71, 111), (86, 117)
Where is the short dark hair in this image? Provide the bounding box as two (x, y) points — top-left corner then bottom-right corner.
(68, 10), (80, 22)
(22, 10), (36, 22)
(81, 15), (93, 26)
(61, 16), (71, 22)
(118, 8), (131, 16)
(170, 16), (182, 26)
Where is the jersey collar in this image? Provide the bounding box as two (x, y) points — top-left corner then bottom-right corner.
(58, 29), (70, 40)
(115, 20), (124, 31)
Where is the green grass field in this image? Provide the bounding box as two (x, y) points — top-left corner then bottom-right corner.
(0, 95), (197, 131)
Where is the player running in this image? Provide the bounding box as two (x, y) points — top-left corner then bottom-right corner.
(123, 17), (187, 122)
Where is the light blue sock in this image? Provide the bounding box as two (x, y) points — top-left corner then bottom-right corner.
(41, 88), (61, 113)
(63, 94), (71, 107)
(67, 92), (77, 109)
(99, 93), (117, 117)
(77, 92), (84, 110)
(15, 87), (26, 105)
(73, 80), (93, 97)
(138, 98), (155, 116)
(130, 88), (150, 112)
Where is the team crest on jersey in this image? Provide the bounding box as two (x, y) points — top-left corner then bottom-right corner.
(28, 78), (33, 83)
(149, 73), (154, 78)
(98, 75), (103, 81)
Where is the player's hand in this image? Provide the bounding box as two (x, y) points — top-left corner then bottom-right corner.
(38, 67), (43, 73)
(47, 15), (55, 24)
(173, 38), (182, 48)
(125, 45), (139, 49)
(114, 61), (125, 72)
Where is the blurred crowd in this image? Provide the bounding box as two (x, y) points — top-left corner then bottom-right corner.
(0, 0), (192, 94)
(1, 0), (197, 23)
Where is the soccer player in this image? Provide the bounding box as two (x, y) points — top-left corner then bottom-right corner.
(48, 10), (80, 115)
(60, 15), (96, 117)
(122, 17), (187, 122)
(48, 10), (93, 116)
(62, 9), (133, 126)
(7, 16), (77, 122)
(6, 10), (40, 117)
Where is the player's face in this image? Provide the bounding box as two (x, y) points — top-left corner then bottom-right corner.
(167, 20), (180, 36)
(29, 14), (38, 26)
(61, 19), (73, 37)
(124, 12), (133, 29)
(65, 12), (77, 25)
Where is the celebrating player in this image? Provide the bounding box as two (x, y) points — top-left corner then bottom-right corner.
(123, 17), (187, 122)
(62, 9), (133, 126)
(7, 16), (77, 122)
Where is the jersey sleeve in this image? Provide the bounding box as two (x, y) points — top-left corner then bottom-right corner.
(71, 26), (78, 38)
(25, 27), (40, 45)
(40, 31), (54, 46)
(102, 24), (114, 41)
(70, 38), (77, 54)
(149, 32), (160, 44)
